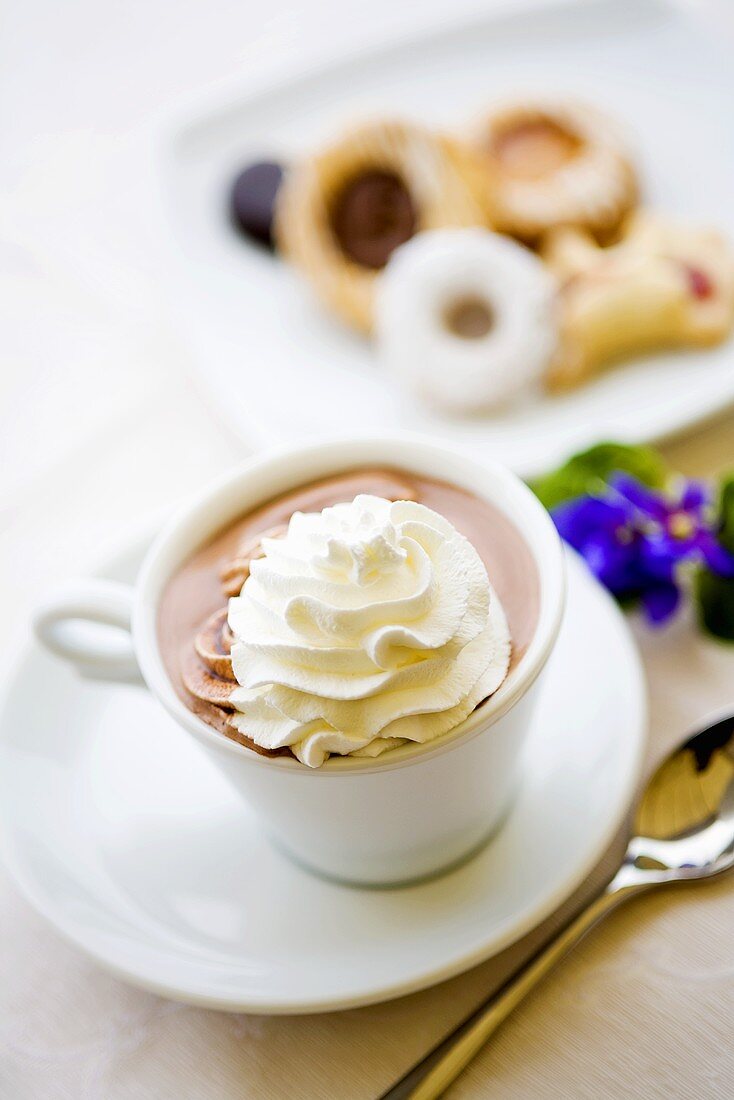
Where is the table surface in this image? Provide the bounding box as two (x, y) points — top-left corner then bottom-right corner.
(2, 1), (734, 1096)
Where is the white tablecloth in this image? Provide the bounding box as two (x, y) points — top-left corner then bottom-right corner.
(2, 2), (734, 1096)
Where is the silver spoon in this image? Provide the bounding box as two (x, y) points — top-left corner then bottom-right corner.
(380, 712), (734, 1100)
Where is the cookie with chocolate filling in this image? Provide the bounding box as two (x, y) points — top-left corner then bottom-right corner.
(470, 99), (637, 243)
(542, 212), (734, 389)
(275, 119), (493, 332)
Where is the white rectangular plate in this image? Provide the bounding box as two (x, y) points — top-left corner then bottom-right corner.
(162, 0), (734, 476)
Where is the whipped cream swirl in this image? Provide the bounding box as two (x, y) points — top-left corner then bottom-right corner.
(228, 494), (511, 767)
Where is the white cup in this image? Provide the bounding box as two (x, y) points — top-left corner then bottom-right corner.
(34, 436), (565, 886)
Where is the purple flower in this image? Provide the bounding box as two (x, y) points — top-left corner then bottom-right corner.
(551, 473), (734, 626)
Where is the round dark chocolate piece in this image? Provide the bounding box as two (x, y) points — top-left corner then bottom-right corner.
(330, 170), (417, 269)
(230, 160), (284, 248)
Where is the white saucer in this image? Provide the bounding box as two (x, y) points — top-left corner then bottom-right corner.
(0, 539), (646, 1014)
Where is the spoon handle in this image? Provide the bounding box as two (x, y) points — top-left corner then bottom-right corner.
(379, 885), (630, 1100)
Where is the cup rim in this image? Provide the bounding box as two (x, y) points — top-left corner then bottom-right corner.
(133, 433), (566, 775)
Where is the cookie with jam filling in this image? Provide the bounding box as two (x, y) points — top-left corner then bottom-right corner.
(275, 119), (493, 332)
(470, 99), (637, 243)
(542, 212), (734, 389)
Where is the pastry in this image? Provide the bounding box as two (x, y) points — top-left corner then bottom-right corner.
(375, 228), (558, 412)
(470, 99), (637, 242)
(275, 119), (493, 332)
(543, 212), (734, 389)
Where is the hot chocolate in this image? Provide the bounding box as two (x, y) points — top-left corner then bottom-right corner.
(158, 468), (539, 766)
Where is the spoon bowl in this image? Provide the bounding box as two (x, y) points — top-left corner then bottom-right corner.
(627, 712), (734, 884)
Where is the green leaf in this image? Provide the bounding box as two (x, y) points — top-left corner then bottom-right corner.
(531, 442), (669, 511)
(716, 473), (734, 554)
(693, 471), (734, 643)
(695, 568), (734, 642)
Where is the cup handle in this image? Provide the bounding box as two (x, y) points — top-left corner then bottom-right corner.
(33, 579), (142, 684)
